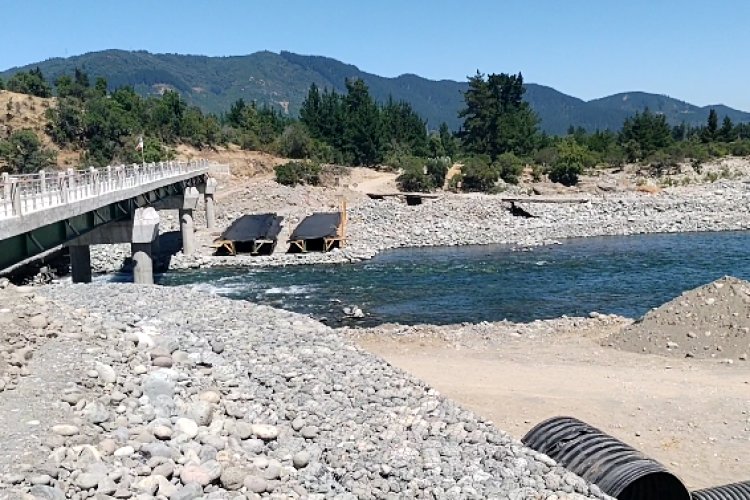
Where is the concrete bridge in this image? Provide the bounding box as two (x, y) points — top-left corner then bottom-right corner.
(0, 160), (218, 283)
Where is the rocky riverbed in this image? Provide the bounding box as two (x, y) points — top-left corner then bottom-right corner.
(0, 281), (610, 499)
(89, 178), (750, 274)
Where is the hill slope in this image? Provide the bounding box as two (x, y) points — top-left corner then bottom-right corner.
(3, 50), (750, 135)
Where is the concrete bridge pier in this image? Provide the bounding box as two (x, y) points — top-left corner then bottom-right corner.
(204, 177), (217, 229)
(131, 207), (160, 285)
(180, 187), (200, 255)
(70, 245), (92, 284)
(67, 207), (161, 284)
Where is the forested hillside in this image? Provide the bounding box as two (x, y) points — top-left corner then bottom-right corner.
(3, 50), (749, 135)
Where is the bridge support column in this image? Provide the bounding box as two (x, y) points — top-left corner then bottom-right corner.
(180, 187), (200, 255)
(70, 245), (92, 283)
(180, 210), (195, 255)
(204, 177), (217, 229)
(131, 207), (160, 285)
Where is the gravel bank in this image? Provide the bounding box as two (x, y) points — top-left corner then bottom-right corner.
(0, 282), (610, 499)
(89, 179), (750, 274)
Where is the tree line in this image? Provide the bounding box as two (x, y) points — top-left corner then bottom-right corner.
(2, 66), (749, 191)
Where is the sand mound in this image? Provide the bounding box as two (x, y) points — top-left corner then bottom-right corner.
(606, 276), (750, 362)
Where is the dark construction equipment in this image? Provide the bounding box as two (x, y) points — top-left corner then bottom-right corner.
(288, 210), (346, 253)
(692, 481), (750, 500)
(522, 416), (690, 500)
(212, 213), (283, 256)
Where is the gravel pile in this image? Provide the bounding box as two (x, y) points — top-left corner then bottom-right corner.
(0, 282), (610, 499)
(606, 276), (750, 362)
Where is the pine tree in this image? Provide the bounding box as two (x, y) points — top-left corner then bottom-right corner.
(300, 83), (323, 139)
(458, 71), (539, 159)
(619, 108), (672, 160)
(719, 116), (734, 142)
(702, 109), (718, 142)
(343, 79), (383, 165)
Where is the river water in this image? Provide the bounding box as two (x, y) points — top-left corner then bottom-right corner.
(137, 231), (750, 326)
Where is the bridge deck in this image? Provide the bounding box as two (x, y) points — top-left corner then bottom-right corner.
(0, 161), (209, 240)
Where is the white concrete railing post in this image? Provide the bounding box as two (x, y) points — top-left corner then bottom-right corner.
(106, 165), (112, 192)
(39, 170), (47, 194)
(59, 172), (68, 204)
(66, 168), (75, 201)
(90, 166), (99, 195)
(11, 180), (21, 216)
(2, 173), (10, 200)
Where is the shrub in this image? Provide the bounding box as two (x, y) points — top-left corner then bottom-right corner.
(495, 152), (523, 184)
(274, 161), (321, 186)
(531, 164), (544, 182)
(460, 156), (499, 192)
(0, 129), (56, 174)
(425, 156), (451, 188)
(548, 162), (582, 186)
(277, 123), (313, 159)
(729, 140), (750, 157)
(396, 167), (434, 192)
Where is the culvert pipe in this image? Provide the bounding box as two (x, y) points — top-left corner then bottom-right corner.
(522, 416), (690, 500)
(692, 481), (750, 500)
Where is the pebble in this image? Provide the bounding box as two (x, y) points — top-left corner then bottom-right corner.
(175, 418), (199, 438)
(51, 424), (79, 436)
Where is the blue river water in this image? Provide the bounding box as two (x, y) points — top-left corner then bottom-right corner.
(139, 231), (750, 326)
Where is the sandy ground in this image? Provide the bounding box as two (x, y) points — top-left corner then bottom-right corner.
(357, 328), (750, 490)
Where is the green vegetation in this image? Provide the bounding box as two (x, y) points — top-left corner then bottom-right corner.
(6, 68), (52, 98)
(300, 80), (427, 166)
(46, 77), (219, 166)
(395, 156), (451, 192)
(274, 161), (321, 186)
(0, 129), (57, 174)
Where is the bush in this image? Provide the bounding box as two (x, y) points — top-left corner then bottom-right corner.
(548, 162), (582, 186)
(460, 156), (499, 192)
(729, 140), (750, 157)
(274, 161), (321, 186)
(425, 156), (451, 188)
(0, 129), (56, 174)
(277, 123), (313, 159)
(397, 167), (434, 192)
(495, 152), (523, 184)
(645, 150), (680, 177)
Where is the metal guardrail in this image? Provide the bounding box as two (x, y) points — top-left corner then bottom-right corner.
(0, 159), (209, 220)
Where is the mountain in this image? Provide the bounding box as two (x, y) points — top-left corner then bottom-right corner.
(3, 50), (749, 135)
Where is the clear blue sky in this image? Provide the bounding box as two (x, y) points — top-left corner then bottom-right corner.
(2, 0), (748, 110)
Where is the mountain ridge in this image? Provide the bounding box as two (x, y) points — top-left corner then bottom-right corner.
(3, 49), (749, 135)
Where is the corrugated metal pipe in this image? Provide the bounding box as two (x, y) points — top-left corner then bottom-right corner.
(522, 416), (690, 500)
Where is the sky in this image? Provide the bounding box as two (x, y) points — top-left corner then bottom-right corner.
(1, 0), (749, 110)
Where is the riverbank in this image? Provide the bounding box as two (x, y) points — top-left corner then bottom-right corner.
(0, 281), (607, 499)
(90, 173), (750, 274)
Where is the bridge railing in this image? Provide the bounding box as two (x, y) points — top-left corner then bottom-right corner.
(0, 159), (209, 220)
